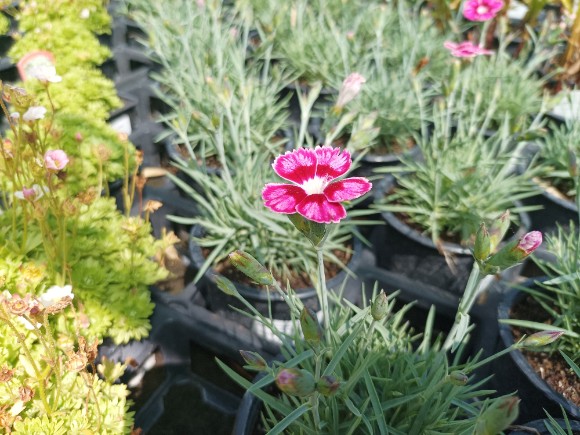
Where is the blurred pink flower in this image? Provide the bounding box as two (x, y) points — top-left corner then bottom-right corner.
(14, 184), (47, 201)
(463, 0), (504, 21)
(336, 73), (366, 108)
(44, 149), (69, 171)
(262, 146), (372, 224)
(444, 41), (494, 58)
(22, 106), (46, 122)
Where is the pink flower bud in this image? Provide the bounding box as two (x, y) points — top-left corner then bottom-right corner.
(275, 368), (316, 397)
(516, 231), (542, 255)
(317, 375), (341, 397)
(336, 73), (366, 108)
(521, 330), (564, 348)
(44, 149), (69, 171)
(75, 132), (83, 142)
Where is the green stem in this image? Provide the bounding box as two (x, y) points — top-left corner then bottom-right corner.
(310, 353), (322, 431)
(443, 263), (484, 352)
(316, 246), (330, 344)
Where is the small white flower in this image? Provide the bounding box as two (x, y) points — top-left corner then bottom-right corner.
(39, 285), (74, 308)
(22, 106), (47, 122)
(28, 64), (62, 83)
(17, 316), (41, 331)
(10, 112), (19, 121)
(80, 8), (90, 19)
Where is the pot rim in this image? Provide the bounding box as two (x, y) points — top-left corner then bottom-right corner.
(374, 174), (532, 255)
(188, 224), (363, 302)
(498, 279), (580, 419)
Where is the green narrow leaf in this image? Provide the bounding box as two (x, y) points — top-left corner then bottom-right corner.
(323, 321), (366, 376)
(267, 403), (310, 435)
(560, 351), (580, 377)
(364, 369), (387, 435)
(500, 319), (579, 338)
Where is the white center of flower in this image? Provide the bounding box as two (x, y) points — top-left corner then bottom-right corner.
(302, 177), (328, 195)
(476, 5), (489, 14)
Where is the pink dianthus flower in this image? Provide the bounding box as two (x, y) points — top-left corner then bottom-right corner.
(262, 146), (372, 224)
(463, 0), (504, 21)
(444, 41), (494, 58)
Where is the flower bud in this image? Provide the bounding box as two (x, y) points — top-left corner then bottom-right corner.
(335, 73), (366, 109)
(474, 223), (490, 262)
(317, 375), (341, 397)
(300, 307), (322, 347)
(447, 370), (468, 386)
(214, 275), (238, 296)
(482, 231), (542, 275)
(371, 290), (388, 321)
(488, 210), (511, 252)
(239, 350), (267, 371)
(521, 330), (564, 348)
(229, 251), (273, 286)
(275, 368), (316, 397)
(475, 396), (520, 435)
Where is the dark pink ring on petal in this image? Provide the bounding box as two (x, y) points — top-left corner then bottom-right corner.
(262, 183), (308, 214)
(314, 146), (351, 180)
(272, 148), (317, 184)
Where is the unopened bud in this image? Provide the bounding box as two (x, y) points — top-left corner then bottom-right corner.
(474, 223), (491, 262)
(521, 330), (564, 348)
(275, 368), (316, 397)
(447, 370), (468, 386)
(335, 73), (366, 109)
(475, 396), (520, 435)
(371, 290), (388, 321)
(482, 231), (542, 275)
(300, 307), (322, 347)
(317, 375), (341, 397)
(229, 251), (273, 286)
(239, 350), (267, 371)
(214, 275), (238, 296)
(488, 211), (511, 252)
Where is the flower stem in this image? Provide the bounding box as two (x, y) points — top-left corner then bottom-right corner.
(311, 353), (322, 430)
(316, 246), (330, 344)
(443, 263), (484, 352)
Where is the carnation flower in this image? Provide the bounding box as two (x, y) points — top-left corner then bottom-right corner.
(444, 41), (494, 58)
(463, 0), (504, 21)
(262, 147), (372, 224)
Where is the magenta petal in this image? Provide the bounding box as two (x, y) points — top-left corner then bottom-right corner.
(314, 146), (351, 179)
(262, 183), (307, 214)
(296, 194), (346, 224)
(324, 177), (372, 202)
(272, 149), (317, 184)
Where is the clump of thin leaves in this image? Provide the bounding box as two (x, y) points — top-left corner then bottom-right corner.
(123, 0), (289, 164)
(534, 121), (580, 197)
(374, 103), (542, 246)
(219, 286), (508, 434)
(447, 37), (551, 133)
(518, 224), (580, 360)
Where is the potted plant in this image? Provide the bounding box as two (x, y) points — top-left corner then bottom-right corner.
(522, 121), (580, 233)
(372, 101), (540, 295)
(494, 224), (580, 422)
(216, 144), (552, 434)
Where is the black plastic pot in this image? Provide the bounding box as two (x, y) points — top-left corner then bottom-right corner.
(508, 419), (580, 434)
(524, 182), (578, 235)
(188, 225), (367, 321)
(489, 282), (580, 423)
(372, 175), (531, 296)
